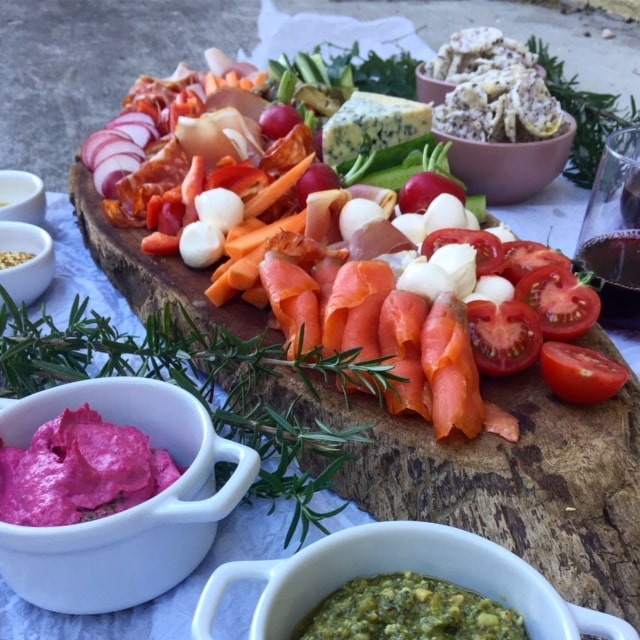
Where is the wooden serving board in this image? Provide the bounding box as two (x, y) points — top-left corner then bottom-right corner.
(70, 160), (640, 629)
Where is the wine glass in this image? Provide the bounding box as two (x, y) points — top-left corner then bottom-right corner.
(575, 126), (640, 330)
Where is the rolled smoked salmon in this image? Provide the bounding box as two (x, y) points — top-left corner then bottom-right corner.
(378, 290), (431, 420)
(258, 252), (322, 359)
(322, 260), (396, 359)
(421, 291), (485, 440)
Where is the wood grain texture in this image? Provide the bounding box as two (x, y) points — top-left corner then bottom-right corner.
(70, 160), (640, 629)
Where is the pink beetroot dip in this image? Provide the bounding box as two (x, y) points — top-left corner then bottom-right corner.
(0, 404), (183, 526)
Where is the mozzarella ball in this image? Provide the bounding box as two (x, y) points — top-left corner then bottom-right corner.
(473, 274), (516, 304)
(195, 187), (244, 233)
(391, 213), (428, 245)
(428, 243), (477, 298)
(396, 258), (455, 302)
(179, 220), (225, 268)
(465, 209), (481, 230)
(423, 193), (467, 236)
(339, 198), (389, 241)
(485, 222), (517, 243)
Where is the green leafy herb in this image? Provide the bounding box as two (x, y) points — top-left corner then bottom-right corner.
(529, 36), (640, 190)
(0, 290), (403, 549)
(322, 41), (422, 100)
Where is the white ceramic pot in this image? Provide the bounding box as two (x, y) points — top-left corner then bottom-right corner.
(0, 221), (55, 307)
(192, 520), (639, 640)
(0, 170), (47, 227)
(0, 377), (261, 614)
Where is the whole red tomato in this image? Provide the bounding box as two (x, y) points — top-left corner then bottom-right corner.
(398, 172), (466, 213)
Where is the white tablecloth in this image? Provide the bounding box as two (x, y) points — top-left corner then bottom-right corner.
(2, 2), (639, 636)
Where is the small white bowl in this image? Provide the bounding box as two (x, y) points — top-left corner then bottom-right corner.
(0, 221), (56, 307)
(0, 170), (46, 227)
(192, 520), (639, 640)
(0, 377), (261, 614)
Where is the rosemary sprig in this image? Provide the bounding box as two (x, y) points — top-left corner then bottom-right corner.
(528, 36), (640, 190)
(0, 290), (400, 548)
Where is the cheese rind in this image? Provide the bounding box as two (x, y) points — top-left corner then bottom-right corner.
(322, 91), (433, 167)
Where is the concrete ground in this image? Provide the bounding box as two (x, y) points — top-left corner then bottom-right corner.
(1, 0), (638, 194)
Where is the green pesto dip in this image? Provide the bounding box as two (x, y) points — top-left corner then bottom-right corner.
(291, 571), (529, 640)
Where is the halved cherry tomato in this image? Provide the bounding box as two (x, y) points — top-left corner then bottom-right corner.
(500, 240), (573, 285)
(514, 265), (601, 341)
(540, 341), (630, 404)
(467, 299), (544, 376)
(421, 228), (505, 276)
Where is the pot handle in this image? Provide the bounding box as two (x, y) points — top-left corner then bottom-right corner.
(151, 438), (261, 523)
(0, 398), (19, 411)
(191, 558), (282, 640)
(569, 603), (640, 640)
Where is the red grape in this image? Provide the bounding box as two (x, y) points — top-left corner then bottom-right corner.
(296, 163), (342, 207)
(258, 104), (304, 140)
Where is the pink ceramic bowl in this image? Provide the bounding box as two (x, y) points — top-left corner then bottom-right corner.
(432, 111), (577, 206)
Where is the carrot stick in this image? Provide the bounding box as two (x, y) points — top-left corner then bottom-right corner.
(203, 72), (220, 96)
(224, 70), (239, 87)
(211, 257), (233, 282)
(242, 153), (315, 219)
(226, 243), (267, 290)
(241, 285), (270, 309)
(225, 217), (267, 245)
(204, 270), (240, 307)
(224, 209), (307, 260)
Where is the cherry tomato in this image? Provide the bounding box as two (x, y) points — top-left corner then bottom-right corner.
(258, 104), (304, 141)
(421, 228), (505, 276)
(467, 299), (544, 376)
(296, 163), (342, 207)
(500, 240), (573, 285)
(540, 341), (630, 404)
(398, 171), (466, 213)
(157, 200), (185, 236)
(514, 265), (602, 341)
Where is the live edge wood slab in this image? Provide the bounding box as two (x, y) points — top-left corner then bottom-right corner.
(70, 160), (640, 629)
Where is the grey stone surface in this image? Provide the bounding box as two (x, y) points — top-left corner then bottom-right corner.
(1, 0), (638, 193)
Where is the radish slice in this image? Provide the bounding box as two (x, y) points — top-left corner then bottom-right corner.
(92, 138), (146, 169)
(81, 128), (132, 170)
(93, 153), (142, 198)
(107, 111), (158, 130)
(105, 121), (157, 148)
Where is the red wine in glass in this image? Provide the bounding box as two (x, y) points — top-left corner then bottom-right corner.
(621, 170), (640, 227)
(576, 230), (640, 330)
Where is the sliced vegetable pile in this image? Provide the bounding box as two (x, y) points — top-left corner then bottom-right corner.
(78, 45), (631, 444)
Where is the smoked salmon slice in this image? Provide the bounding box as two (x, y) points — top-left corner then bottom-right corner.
(421, 291), (485, 440)
(378, 290), (431, 420)
(258, 252), (322, 359)
(311, 256), (346, 321)
(322, 260), (396, 359)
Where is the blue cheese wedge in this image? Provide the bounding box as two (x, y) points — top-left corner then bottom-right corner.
(322, 91), (433, 167)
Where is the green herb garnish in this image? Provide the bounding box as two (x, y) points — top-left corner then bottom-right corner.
(529, 36), (640, 190)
